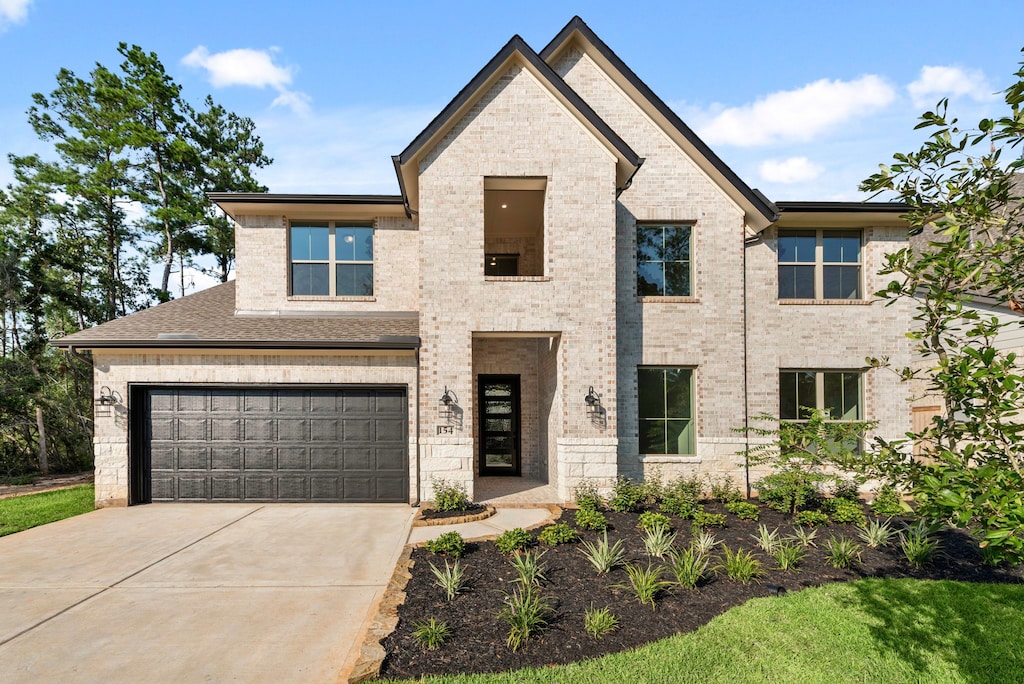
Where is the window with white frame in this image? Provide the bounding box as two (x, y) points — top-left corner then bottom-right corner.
(779, 370), (862, 421)
(777, 229), (861, 300)
(638, 367), (695, 454)
(290, 222), (373, 296)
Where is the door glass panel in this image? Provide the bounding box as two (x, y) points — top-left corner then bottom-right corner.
(485, 400), (512, 415)
(485, 453), (514, 468)
(479, 378), (519, 474)
(485, 418), (512, 432)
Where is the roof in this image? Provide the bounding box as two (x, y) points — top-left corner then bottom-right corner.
(774, 201), (914, 229)
(208, 193), (408, 222)
(51, 282), (420, 350)
(539, 16), (779, 231)
(393, 34), (643, 216)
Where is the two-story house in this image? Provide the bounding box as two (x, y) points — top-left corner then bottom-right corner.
(53, 17), (915, 508)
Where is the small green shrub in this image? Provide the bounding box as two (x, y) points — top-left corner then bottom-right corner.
(660, 475), (703, 518)
(871, 484), (905, 518)
(787, 525), (818, 547)
(794, 510), (830, 527)
(824, 536), (862, 569)
(573, 480), (603, 511)
(692, 509), (727, 528)
(756, 471), (823, 514)
(579, 532), (626, 574)
(638, 511), (671, 531)
(667, 544), (712, 589)
(425, 531), (466, 557)
(538, 522), (578, 546)
(833, 479), (861, 501)
(772, 542), (806, 572)
(831, 498), (867, 526)
(858, 518), (896, 549)
(752, 524), (781, 555)
(620, 562), (673, 608)
(725, 500), (760, 521)
(900, 521), (942, 567)
(431, 477), (471, 512)
(608, 477), (645, 512)
(709, 476), (743, 503)
(718, 545), (764, 584)
(510, 549), (547, 586)
(412, 618), (451, 650)
(642, 525), (677, 559)
(495, 527), (532, 554)
(641, 473), (666, 505)
(429, 559), (465, 601)
(575, 507), (608, 531)
(584, 605), (620, 638)
(499, 584), (553, 651)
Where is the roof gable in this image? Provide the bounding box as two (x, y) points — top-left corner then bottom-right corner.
(540, 16), (778, 231)
(394, 35), (642, 215)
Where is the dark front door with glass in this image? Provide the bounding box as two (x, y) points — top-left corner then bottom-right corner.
(478, 375), (521, 476)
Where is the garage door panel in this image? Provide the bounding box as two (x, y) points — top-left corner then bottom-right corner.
(143, 386), (407, 503)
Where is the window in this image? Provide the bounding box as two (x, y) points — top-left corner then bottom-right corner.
(777, 230), (861, 300)
(290, 222), (373, 296)
(638, 367), (694, 454)
(779, 371), (862, 421)
(637, 224), (692, 296)
(484, 177), (546, 277)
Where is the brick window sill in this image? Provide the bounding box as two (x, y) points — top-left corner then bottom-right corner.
(287, 295), (376, 302)
(484, 276), (551, 282)
(638, 296), (700, 304)
(778, 299), (872, 306)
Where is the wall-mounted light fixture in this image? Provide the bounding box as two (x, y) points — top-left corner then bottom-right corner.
(440, 386), (459, 407)
(584, 386), (601, 410)
(95, 386), (122, 416)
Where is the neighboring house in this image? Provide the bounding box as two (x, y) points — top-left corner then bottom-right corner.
(53, 17), (916, 507)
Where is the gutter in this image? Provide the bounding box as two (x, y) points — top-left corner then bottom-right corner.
(50, 337), (422, 351)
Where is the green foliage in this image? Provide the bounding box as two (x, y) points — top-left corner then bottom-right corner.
(691, 530), (721, 556)
(638, 511), (671, 531)
(573, 479), (603, 511)
(424, 531), (466, 558)
(692, 509), (727, 528)
(0, 485), (94, 536)
(494, 527), (532, 554)
(659, 475), (704, 518)
(824, 536), (862, 569)
(859, 61), (1024, 565)
(584, 605), (620, 639)
(667, 545), (712, 589)
(411, 618), (451, 650)
(642, 525), (677, 559)
(858, 519), (897, 549)
(795, 510), (830, 527)
(608, 477), (645, 513)
(431, 477), (471, 512)
(725, 500), (760, 521)
(870, 484), (906, 518)
(579, 532), (626, 574)
(709, 476), (743, 503)
(574, 507), (608, 531)
(538, 522), (578, 546)
(718, 545), (764, 584)
(833, 480), (861, 501)
(752, 525), (782, 555)
(787, 525), (819, 548)
(620, 562), (673, 608)
(831, 499), (868, 526)
(756, 470), (824, 515)
(499, 584), (554, 651)
(772, 542), (806, 572)
(429, 559), (465, 601)
(509, 549), (547, 587)
(899, 521), (943, 567)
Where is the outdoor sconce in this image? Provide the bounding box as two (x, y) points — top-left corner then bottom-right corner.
(584, 386), (601, 410)
(440, 386), (459, 407)
(95, 386), (122, 417)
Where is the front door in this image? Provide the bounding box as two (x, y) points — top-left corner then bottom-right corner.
(478, 375), (521, 476)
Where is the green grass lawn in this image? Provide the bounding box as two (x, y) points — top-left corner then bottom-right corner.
(0, 484), (95, 537)
(394, 578), (1024, 684)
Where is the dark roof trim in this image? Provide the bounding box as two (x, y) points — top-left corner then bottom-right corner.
(540, 16), (778, 223)
(52, 337), (421, 351)
(397, 35), (641, 168)
(776, 201), (914, 213)
(391, 155), (414, 217)
(207, 193), (405, 205)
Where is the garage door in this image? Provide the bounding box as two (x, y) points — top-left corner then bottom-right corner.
(137, 386), (408, 503)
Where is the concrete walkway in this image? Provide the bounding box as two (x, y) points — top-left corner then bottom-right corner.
(407, 506), (556, 544)
(0, 504), (414, 684)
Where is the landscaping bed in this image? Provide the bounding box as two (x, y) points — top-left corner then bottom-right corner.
(380, 502), (1024, 680)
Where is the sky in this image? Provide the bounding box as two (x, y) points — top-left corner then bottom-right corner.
(1, 0), (1022, 290)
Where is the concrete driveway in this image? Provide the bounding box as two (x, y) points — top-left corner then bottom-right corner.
(0, 504), (414, 683)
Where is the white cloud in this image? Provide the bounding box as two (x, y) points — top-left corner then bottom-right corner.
(182, 46), (311, 114)
(0, 0), (32, 30)
(759, 157), (824, 184)
(907, 65), (994, 108)
(695, 75), (897, 147)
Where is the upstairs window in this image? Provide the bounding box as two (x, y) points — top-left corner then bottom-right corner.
(638, 367), (695, 455)
(777, 229), (861, 300)
(484, 177), (546, 277)
(637, 224), (692, 297)
(290, 222), (373, 296)
(779, 370), (862, 421)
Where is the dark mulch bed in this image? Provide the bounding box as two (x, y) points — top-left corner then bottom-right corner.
(418, 504), (488, 521)
(381, 503), (1023, 679)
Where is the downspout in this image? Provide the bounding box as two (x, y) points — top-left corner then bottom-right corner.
(414, 347), (421, 507)
(741, 233), (761, 500)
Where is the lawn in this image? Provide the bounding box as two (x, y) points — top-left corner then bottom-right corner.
(0, 484), (95, 536)
(392, 578), (1024, 683)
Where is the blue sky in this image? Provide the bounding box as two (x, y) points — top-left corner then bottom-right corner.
(2, 0), (1022, 206)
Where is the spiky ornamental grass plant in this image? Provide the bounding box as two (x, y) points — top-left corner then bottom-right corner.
(667, 544), (712, 589)
(752, 524), (782, 555)
(858, 518), (897, 549)
(788, 525), (819, 548)
(428, 559), (465, 601)
(411, 618), (451, 650)
(499, 583), (554, 651)
(584, 605), (620, 639)
(899, 521), (943, 567)
(692, 529), (722, 556)
(509, 549), (547, 587)
(579, 532), (626, 574)
(620, 562), (673, 609)
(718, 545), (765, 584)
(772, 542), (806, 572)
(642, 525), (677, 559)
(824, 536), (862, 569)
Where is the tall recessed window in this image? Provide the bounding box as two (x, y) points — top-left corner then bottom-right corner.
(638, 367), (694, 455)
(637, 225), (692, 297)
(290, 222), (373, 296)
(484, 177), (546, 277)
(779, 370), (862, 421)
(778, 229), (861, 300)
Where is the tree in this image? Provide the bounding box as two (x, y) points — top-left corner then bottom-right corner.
(860, 51), (1024, 564)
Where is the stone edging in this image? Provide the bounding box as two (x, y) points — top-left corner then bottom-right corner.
(347, 545), (415, 683)
(411, 505), (496, 527)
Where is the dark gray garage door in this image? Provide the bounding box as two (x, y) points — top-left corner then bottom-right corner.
(139, 386), (408, 503)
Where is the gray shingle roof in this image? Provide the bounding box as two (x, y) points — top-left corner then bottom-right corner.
(51, 281), (420, 350)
